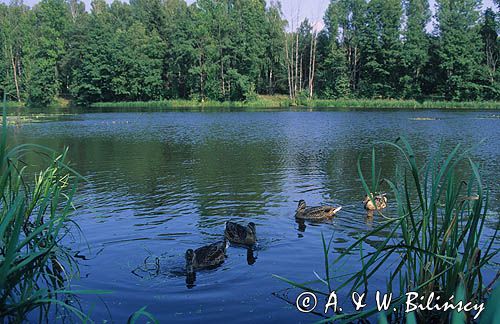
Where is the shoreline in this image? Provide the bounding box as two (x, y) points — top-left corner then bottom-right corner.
(90, 98), (500, 110)
(5, 98), (500, 110)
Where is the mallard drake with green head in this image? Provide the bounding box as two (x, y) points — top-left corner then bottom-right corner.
(224, 221), (257, 246)
(363, 193), (388, 210)
(185, 240), (228, 275)
(295, 200), (342, 220)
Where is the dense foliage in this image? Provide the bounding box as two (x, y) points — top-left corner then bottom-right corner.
(0, 0), (499, 106)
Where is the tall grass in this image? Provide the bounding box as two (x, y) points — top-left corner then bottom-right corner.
(90, 97), (500, 109)
(90, 97), (289, 109)
(278, 137), (498, 323)
(303, 98), (500, 109)
(0, 93), (102, 322)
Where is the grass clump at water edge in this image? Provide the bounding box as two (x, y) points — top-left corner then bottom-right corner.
(277, 137), (498, 323)
(0, 93), (159, 322)
(0, 93), (114, 322)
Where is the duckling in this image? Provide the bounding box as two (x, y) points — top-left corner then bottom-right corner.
(185, 240), (228, 275)
(224, 221), (257, 246)
(295, 200), (342, 220)
(363, 193), (388, 210)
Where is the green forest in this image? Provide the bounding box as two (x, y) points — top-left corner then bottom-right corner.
(0, 0), (499, 107)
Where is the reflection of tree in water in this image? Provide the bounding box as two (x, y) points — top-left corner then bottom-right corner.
(190, 139), (284, 229)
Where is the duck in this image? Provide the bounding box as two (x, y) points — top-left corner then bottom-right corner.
(294, 200), (342, 220)
(363, 193), (388, 210)
(224, 221), (257, 246)
(185, 240), (228, 275)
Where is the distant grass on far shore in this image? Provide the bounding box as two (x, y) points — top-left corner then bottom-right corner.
(3, 101), (24, 108)
(305, 98), (500, 109)
(91, 95), (290, 109)
(90, 97), (500, 109)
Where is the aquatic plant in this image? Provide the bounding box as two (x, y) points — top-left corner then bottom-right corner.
(128, 306), (158, 324)
(278, 137), (498, 323)
(89, 97), (500, 110)
(306, 99), (500, 109)
(0, 93), (102, 321)
(90, 95), (289, 109)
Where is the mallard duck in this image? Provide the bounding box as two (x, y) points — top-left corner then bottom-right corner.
(185, 240), (228, 275)
(224, 221), (257, 246)
(295, 200), (342, 220)
(363, 193), (388, 210)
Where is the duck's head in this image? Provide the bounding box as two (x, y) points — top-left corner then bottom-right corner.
(363, 193), (374, 204)
(297, 200), (306, 212)
(247, 222), (257, 239)
(185, 249), (195, 273)
(248, 222), (256, 233)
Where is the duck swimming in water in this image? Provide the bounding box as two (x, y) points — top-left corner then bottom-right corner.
(363, 193), (388, 210)
(185, 240), (228, 276)
(224, 221), (257, 246)
(295, 200), (342, 220)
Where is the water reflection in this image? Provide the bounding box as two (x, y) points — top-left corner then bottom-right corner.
(295, 217), (337, 236)
(296, 218), (307, 233)
(246, 248), (257, 265)
(8, 109), (500, 322)
(186, 271), (196, 289)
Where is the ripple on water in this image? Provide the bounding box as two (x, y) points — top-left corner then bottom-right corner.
(11, 109), (500, 322)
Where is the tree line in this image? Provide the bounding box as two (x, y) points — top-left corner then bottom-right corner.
(0, 0), (498, 107)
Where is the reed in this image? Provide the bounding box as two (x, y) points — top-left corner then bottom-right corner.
(277, 137), (498, 323)
(304, 99), (500, 109)
(90, 97), (500, 109)
(0, 93), (108, 322)
(90, 97), (287, 109)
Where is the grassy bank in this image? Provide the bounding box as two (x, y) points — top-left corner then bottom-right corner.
(2, 101), (24, 108)
(90, 97), (500, 109)
(304, 98), (500, 109)
(91, 95), (289, 109)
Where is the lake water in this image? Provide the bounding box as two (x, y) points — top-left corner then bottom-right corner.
(8, 108), (500, 322)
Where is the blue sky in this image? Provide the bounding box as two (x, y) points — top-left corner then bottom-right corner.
(4, 0), (498, 31)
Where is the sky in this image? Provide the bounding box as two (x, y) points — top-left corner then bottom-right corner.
(4, 0), (498, 31)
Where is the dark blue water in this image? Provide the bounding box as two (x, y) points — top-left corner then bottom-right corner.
(9, 108), (500, 322)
